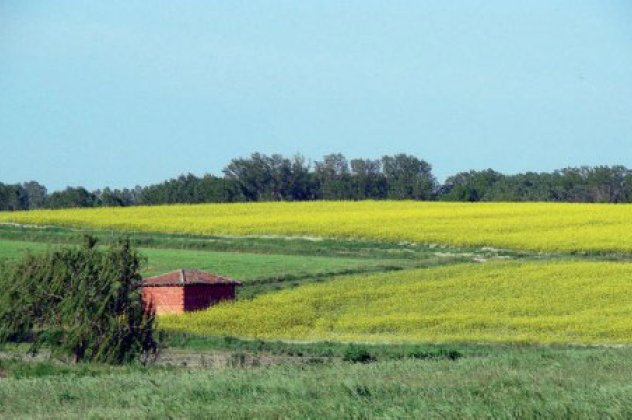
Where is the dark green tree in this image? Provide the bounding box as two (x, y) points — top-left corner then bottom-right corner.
(0, 237), (157, 364)
(350, 158), (387, 200)
(287, 154), (318, 200)
(0, 183), (28, 211)
(223, 153), (275, 201)
(381, 154), (436, 200)
(315, 153), (354, 199)
(21, 181), (48, 209)
(46, 187), (98, 209)
(441, 169), (504, 202)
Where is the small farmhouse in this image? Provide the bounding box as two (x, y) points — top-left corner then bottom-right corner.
(140, 269), (241, 314)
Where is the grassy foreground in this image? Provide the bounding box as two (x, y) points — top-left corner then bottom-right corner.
(163, 260), (632, 344)
(3, 201), (632, 253)
(2, 346), (632, 418)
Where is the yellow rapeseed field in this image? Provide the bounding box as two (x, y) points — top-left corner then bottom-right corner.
(161, 260), (632, 344)
(1, 201), (632, 253)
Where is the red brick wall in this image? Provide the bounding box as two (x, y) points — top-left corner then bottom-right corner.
(184, 285), (236, 312)
(142, 285), (237, 314)
(142, 287), (185, 314)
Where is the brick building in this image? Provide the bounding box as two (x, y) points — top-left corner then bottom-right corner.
(140, 269), (241, 314)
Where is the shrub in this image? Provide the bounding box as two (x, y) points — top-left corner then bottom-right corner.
(343, 345), (376, 363)
(406, 349), (463, 361)
(0, 236), (157, 364)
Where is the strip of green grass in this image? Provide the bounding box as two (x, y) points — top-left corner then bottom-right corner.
(0, 224), (527, 260)
(139, 246), (410, 279)
(163, 333), (464, 360)
(0, 238), (411, 280)
(2, 345), (632, 418)
(0, 239), (425, 298)
(0, 239), (49, 260)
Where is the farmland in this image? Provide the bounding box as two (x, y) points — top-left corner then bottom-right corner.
(2, 202), (632, 417)
(1, 201), (632, 253)
(0, 238), (408, 282)
(4, 0), (630, 415)
(0, 235), (471, 299)
(162, 260), (632, 344)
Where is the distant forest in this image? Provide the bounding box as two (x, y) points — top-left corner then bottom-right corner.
(2, 152), (632, 211)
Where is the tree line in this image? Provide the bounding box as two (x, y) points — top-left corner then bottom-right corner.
(2, 152), (632, 210)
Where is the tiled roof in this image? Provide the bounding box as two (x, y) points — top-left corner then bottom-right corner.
(141, 269), (241, 287)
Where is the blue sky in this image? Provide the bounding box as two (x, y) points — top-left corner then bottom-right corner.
(1, 1), (631, 191)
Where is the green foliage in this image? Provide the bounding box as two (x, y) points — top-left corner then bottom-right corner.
(6, 153), (632, 209)
(441, 169), (503, 202)
(440, 166), (632, 203)
(343, 346), (376, 363)
(381, 153), (436, 200)
(0, 182), (30, 211)
(404, 348), (462, 361)
(46, 187), (98, 209)
(0, 237), (157, 364)
(225, 153), (316, 201)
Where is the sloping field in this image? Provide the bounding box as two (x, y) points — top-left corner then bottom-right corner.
(141, 247), (403, 279)
(1, 201), (632, 253)
(161, 260), (632, 344)
(0, 239), (394, 282)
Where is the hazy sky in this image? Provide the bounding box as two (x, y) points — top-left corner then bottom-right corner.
(2, 1), (631, 190)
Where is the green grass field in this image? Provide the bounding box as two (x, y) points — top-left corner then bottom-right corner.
(0, 239), (49, 260)
(140, 246), (411, 279)
(2, 345), (632, 418)
(0, 233), (488, 299)
(141, 245), (419, 298)
(0, 239), (397, 279)
(0, 239), (400, 276)
(0, 238), (431, 299)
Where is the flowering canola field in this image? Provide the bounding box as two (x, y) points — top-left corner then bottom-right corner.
(161, 260), (632, 344)
(1, 201), (632, 253)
